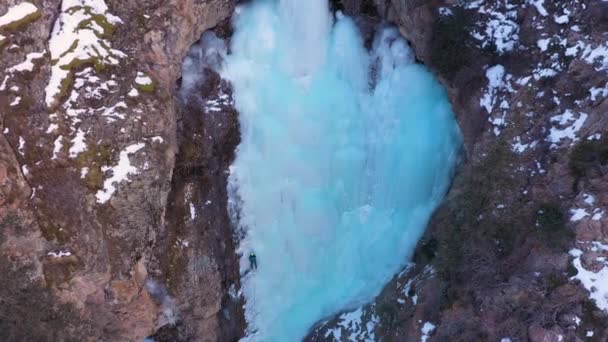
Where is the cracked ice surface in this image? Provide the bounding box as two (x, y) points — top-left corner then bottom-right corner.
(223, 1), (461, 340)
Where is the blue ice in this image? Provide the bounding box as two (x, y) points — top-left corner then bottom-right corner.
(223, 0), (462, 340)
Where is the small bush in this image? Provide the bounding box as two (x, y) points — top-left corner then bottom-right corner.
(430, 7), (475, 79)
(376, 302), (398, 328)
(535, 203), (573, 250)
(569, 138), (608, 179)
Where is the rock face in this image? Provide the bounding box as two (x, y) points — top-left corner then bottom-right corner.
(309, 0), (608, 341)
(0, 0), (239, 341)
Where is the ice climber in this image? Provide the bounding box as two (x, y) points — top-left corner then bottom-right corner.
(249, 252), (258, 270)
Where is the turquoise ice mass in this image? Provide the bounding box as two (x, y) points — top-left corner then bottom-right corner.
(221, 0), (462, 340)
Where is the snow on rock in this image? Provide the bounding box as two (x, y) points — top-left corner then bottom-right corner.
(420, 322), (436, 342)
(581, 43), (608, 72)
(512, 136), (537, 153)
(96, 143), (145, 204)
(537, 38), (551, 52)
(0, 2), (40, 30)
(480, 65), (509, 113)
(135, 72), (153, 86)
(18, 136), (25, 155)
(128, 88), (139, 97)
(48, 250), (72, 258)
(9, 96), (21, 106)
(528, 0), (548, 17)
(45, 0), (126, 108)
(189, 203), (196, 220)
(7, 51), (46, 73)
(570, 208), (589, 222)
(570, 249), (608, 312)
(547, 110), (587, 147)
(325, 307), (379, 342)
(69, 129), (87, 158)
(52, 136), (63, 159)
(480, 11), (519, 54)
(21, 164), (29, 176)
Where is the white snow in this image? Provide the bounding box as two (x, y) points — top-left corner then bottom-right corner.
(421, 322), (436, 342)
(0, 75), (8, 91)
(80, 167), (89, 179)
(151, 136), (164, 143)
(0, 2), (39, 29)
(587, 331), (594, 337)
(48, 251), (72, 258)
(512, 136), (537, 153)
(325, 307), (379, 342)
(584, 194), (595, 206)
(69, 129), (87, 158)
(570, 208), (590, 221)
(592, 211), (604, 221)
(529, 0), (548, 16)
(7, 51), (45, 73)
(135, 72), (153, 86)
(99, 101), (127, 122)
(189, 203), (196, 220)
(589, 85), (608, 101)
(478, 11), (519, 54)
(480, 65), (506, 112)
(21, 165), (29, 176)
(537, 38), (550, 52)
(501, 338), (512, 342)
(96, 143), (145, 203)
(46, 123), (59, 134)
(582, 43), (608, 71)
(570, 249), (608, 312)
(128, 88), (139, 97)
(52, 136), (63, 159)
(9, 96), (21, 106)
(18, 136), (25, 155)
(45, 0), (125, 108)
(547, 110), (587, 147)
(554, 14), (569, 24)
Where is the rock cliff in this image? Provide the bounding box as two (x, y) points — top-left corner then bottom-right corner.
(0, 0), (240, 341)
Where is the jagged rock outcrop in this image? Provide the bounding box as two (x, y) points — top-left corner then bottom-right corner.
(309, 0), (608, 341)
(0, 0), (239, 341)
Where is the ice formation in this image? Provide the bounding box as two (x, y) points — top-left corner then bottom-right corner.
(217, 0), (462, 340)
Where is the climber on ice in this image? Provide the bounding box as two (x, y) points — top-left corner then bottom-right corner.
(249, 252), (258, 270)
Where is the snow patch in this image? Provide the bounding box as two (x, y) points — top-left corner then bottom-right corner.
(582, 43), (608, 71)
(96, 143), (145, 203)
(135, 72), (153, 86)
(547, 110), (587, 147)
(45, 0), (126, 108)
(325, 307), (379, 342)
(69, 129), (87, 158)
(421, 322), (436, 342)
(570, 249), (608, 312)
(529, 0), (548, 16)
(48, 250), (71, 258)
(189, 203), (196, 220)
(570, 208), (589, 222)
(7, 51), (45, 73)
(52, 136), (63, 159)
(0, 2), (39, 29)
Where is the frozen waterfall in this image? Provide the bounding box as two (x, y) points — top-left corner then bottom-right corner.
(222, 0), (462, 340)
